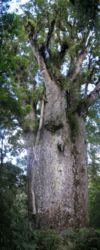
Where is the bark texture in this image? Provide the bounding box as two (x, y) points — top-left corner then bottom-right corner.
(24, 6), (99, 230)
(26, 63), (88, 229)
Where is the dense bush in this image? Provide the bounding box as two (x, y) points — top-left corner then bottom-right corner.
(5, 227), (99, 250)
(32, 229), (64, 250)
(23, 228), (100, 250)
(0, 162), (30, 250)
(88, 175), (100, 229)
(62, 228), (100, 250)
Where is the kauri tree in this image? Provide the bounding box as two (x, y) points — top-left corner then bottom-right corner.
(1, 0), (100, 230)
(22, 0), (100, 229)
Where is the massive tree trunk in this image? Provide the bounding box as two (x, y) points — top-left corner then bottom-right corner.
(25, 57), (88, 229)
(24, 19), (99, 229)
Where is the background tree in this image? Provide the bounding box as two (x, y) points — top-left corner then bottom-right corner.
(87, 100), (100, 228)
(0, 10), (34, 249)
(0, 4), (44, 228)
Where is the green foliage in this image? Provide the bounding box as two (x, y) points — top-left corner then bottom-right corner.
(23, 115), (39, 133)
(89, 186), (100, 229)
(88, 148), (100, 228)
(0, 13), (26, 127)
(32, 85), (45, 102)
(86, 99), (100, 229)
(0, 162), (29, 250)
(86, 101), (100, 144)
(67, 112), (79, 140)
(73, 0), (98, 28)
(62, 228), (100, 250)
(14, 228), (100, 250)
(32, 229), (64, 250)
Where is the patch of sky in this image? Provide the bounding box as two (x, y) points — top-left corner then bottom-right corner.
(35, 70), (44, 86)
(0, 126), (26, 169)
(81, 83), (96, 96)
(68, 14), (75, 25)
(61, 61), (69, 76)
(9, 0), (28, 14)
(4, 78), (19, 100)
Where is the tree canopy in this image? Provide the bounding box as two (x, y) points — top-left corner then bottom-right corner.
(1, 0), (99, 135)
(23, 0), (99, 98)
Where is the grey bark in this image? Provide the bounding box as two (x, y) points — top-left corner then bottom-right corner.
(25, 60), (88, 229)
(24, 21), (99, 230)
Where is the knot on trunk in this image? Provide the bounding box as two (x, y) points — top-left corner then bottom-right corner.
(45, 119), (63, 132)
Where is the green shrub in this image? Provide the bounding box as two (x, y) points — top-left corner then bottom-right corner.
(63, 228), (100, 250)
(32, 229), (65, 250)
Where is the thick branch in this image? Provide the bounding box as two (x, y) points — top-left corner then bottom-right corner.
(25, 21), (51, 79)
(71, 50), (86, 82)
(69, 30), (92, 83)
(38, 20), (56, 59)
(76, 81), (100, 116)
(85, 81), (100, 107)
